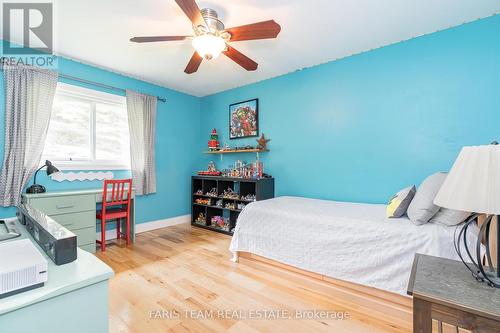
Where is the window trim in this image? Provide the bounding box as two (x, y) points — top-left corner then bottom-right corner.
(43, 83), (130, 171)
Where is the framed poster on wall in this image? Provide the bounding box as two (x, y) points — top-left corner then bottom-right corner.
(229, 98), (259, 139)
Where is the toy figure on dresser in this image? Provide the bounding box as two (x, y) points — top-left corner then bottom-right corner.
(195, 213), (206, 225)
(197, 161), (222, 176)
(216, 199), (223, 207)
(223, 188), (239, 199)
(206, 188), (218, 197)
(208, 129), (220, 151)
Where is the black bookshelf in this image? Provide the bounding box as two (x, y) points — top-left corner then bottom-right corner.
(191, 175), (275, 235)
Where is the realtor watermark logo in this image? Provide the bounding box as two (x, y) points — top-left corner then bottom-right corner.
(1, 1), (57, 68)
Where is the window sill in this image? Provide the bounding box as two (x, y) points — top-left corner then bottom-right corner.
(45, 162), (130, 171)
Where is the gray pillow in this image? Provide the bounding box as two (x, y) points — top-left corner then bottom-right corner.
(429, 208), (470, 226)
(407, 172), (447, 225)
(386, 185), (416, 218)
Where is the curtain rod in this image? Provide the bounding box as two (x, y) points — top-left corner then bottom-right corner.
(59, 73), (167, 103)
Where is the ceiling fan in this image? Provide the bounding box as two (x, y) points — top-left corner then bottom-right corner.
(130, 0), (281, 74)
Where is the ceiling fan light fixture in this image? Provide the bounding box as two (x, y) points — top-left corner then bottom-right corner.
(192, 34), (226, 60)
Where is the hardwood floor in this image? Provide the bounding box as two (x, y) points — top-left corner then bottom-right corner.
(95, 224), (411, 333)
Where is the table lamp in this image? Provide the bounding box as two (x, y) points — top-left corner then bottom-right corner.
(434, 142), (500, 288)
(26, 160), (60, 194)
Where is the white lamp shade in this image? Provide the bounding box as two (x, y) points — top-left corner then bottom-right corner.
(434, 145), (500, 215)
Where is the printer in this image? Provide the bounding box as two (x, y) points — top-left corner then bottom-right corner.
(0, 238), (47, 298)
(0, 204), (77, 298)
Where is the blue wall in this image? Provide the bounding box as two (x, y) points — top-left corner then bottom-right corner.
(1, 14), (498, 222)
(200, 15), (500, 204)
(0, 55), (201, 222)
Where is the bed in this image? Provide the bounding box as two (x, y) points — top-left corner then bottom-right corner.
(230, 196), (480, 296)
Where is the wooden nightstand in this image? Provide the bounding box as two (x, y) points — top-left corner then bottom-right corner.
(407, 254), (500, 333)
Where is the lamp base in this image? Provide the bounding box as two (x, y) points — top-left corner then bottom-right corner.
(26, 184), (46, 194)
(457, 214), (500, 289)
(481, 271), (500, 288)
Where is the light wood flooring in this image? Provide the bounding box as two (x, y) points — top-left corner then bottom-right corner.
(96, 224), (411, 333)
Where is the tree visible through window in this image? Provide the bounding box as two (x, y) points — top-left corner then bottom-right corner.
(42, 83), (130, 170)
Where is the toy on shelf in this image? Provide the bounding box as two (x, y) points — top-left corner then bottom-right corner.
(241, 194), (256, 202)
(223, 188), (239, 199)
(237, 203), (246, 210)
(216, 199), (223, 207)
(194, 189), (203, 195)
(211, 216), (230, 231)
(256, 133), (270, 150)
(195, 198), (211, 205)
(195, 213), (206, 224)
(211, 216), (223, 227)
(206, 187), (218, 197)
(208, 129), (220, 151)
(221, 159), (264, 179)
(220, 143), (231, 151)
(198, 160), (222, 176)
(225, 202), (236, 210)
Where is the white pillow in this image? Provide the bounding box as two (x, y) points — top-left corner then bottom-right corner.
(407, 172), (447, 225)
(429, 208), (470, 226)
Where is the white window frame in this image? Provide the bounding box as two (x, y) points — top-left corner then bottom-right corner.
(43, 82), (130, 171)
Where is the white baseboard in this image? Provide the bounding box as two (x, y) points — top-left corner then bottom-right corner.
(97, 214), (191, 241)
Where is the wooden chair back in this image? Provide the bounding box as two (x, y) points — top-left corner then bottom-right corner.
(102, 179), (132, 211)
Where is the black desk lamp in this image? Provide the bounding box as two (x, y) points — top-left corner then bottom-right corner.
(26, 160), (60, 194)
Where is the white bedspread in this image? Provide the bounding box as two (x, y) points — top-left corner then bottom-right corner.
(230, 196), (480, 295)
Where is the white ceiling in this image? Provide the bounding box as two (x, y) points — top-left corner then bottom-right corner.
(18, 1), (500, 96)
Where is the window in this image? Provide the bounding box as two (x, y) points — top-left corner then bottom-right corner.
(42, 83), (130, 170)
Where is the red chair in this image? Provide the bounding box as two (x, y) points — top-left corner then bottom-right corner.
(96, 179), (132, 252)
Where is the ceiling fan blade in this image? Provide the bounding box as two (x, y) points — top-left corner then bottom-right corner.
(223, 45), (258, 71)
(185, 52), (203, 74)
(175, 0), (206, 28)
(225, 20), (281, 42)
(130, 36), (189, 43)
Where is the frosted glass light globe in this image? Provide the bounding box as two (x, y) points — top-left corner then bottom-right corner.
(192, 34), (226, 60)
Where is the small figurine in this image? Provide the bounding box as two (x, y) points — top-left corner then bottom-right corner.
(237, 203), (246, 210)
(208, 129), (220, 151)
(195, 198), (211, 205)
(241, 194), (256, 202)
(211, 216), (225, 229)
(194, 189), (203, 195)
(195, 213), (206, 224)
(225, 202), (236, 210)
(256, 133), (270, 150)
(223, 188), (239, 199)
(216, 199), (223, 207)
(206, 187), (218, 197)
(207, 161), (217, 172)
(223, 220), (230, 232)
(198, 161), (222, 176)
(220, 143), (231, 151)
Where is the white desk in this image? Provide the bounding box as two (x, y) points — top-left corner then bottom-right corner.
(0, 217), (114, 333)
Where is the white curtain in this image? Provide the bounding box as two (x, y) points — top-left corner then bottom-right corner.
(126, 90), (157, 195)
(0, 65), (58, 206)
